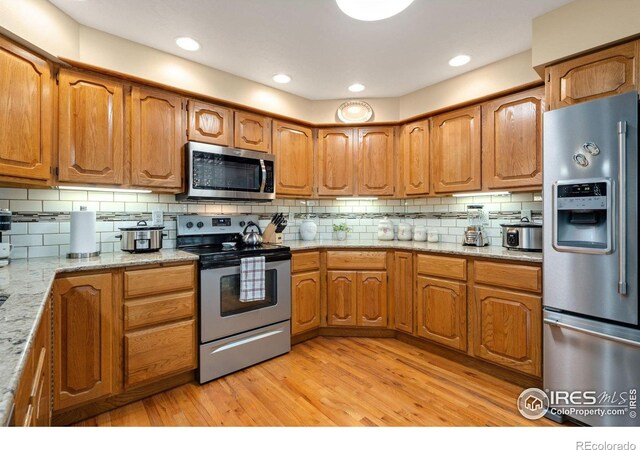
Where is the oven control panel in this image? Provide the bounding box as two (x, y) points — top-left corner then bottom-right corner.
(177, 214), (258, 236)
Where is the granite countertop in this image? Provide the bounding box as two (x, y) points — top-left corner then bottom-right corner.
(0, 249), (198, 427)
(287, 240), (543, 263)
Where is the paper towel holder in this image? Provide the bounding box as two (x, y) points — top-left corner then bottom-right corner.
(67, 206), (101, 259)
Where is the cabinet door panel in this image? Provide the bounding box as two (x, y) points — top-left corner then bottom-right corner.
(547, 41), (638, 110)
(234, 111), (271, 152)
(327, 271), (357, 326)
(273, 121), (313, 197)
(357, 127), (394, 196)
(473, 286), (541, 376)
(291, 271), (321, 335)
(0, 35), (52, 181)
(187, 100), (232, 146)
(416, 276), (467, 351)
(402, 120), (430, 196)
(130, 86), (183, 188)
(317, 128), (354, 196)
(357, 271), (387, 327)
(394, 252), (413, 333)
(483, 87), (543, 190)
(54, 273), (113, 410)
(431, 105), (481, 193)
(58, 70), (125, 185)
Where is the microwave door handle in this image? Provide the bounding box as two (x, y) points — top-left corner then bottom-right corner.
(259, 160), (267, 193)
(617, 121), (627, 295)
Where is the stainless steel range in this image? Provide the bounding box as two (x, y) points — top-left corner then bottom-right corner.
(177, 214), (291, 383)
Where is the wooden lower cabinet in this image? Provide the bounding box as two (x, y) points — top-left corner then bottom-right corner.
(291, 271), (321, 335)
(124, 319), (196, 388)
(13, 298), (51, 427)
(472, 286), (542, 377)
(393, 252), (413, 333)
(53, 273), (114, 411)
(327, 270), (387, 327)
(416, 276), (467, 351)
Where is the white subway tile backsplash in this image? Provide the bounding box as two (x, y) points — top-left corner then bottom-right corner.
(0, 188), (28, 199)
(88, 191), (114, 202)
(11, 234), (43, 247)
(73, 201), (100, 211)
(114, 193), (137, 202)
(42, 201), (72, 212)
(60, 190), (88, 201)
(124, 202), (148, 212)
(10, 200), (43, 212)
(43, 234), (70, 245)
(28, 223), (59, 234)
(137, 193), (159, 203)
(100, 202), (125, 212)
(28, 189), (59, 200)
(28, 246), (60, 258)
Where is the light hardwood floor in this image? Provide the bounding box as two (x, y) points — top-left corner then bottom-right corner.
(74, 337), (559, 426)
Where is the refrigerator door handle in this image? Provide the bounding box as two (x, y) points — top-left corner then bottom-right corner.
(617, 120), (627, 295)
(544, 318), (640, 348)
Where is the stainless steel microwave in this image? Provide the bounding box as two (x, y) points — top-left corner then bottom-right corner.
(177, 142), (275, 201)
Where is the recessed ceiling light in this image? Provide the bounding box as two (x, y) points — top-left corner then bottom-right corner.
(348, 83), (365, 93)
(336, 0), (414, 21)
(449, 54), (471, 67)
(175, 37), (200, 51)
(272, 74), (291, 84)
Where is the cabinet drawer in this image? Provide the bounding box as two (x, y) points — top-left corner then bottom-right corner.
(326, 251), (386, 270)
(124, 291), (195, 330)
(474, 260), (542, 293)
(416, 254), (466, 280)
(125, 319), (196, 388)
(291, 251), (320, 273)
(124, 264), (195, 298)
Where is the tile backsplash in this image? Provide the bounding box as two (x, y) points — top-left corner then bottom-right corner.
(0, 187), (542, 259)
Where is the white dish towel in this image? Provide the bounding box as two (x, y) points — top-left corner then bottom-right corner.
(239, 256), (266, 302)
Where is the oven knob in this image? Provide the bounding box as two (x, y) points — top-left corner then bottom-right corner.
(239, 221), (246, 227)
(197, 221), (204, 228)
(186, 221), (194, 229)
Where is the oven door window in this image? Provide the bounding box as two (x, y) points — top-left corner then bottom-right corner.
(192, 151), (262, 192)
(219, 268), (277, 316)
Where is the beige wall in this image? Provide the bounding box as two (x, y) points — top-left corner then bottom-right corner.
(399, 51), (541, 119)
(532, 0), (640, 70)
(2, 0), (545, 124)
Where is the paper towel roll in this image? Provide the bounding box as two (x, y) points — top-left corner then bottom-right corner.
(69, 207), (97, 255)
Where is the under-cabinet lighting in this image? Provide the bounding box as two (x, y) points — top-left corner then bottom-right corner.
(452, 191), (510, 198)
(57, 186), (153, 194)
(336, 197), (378, 201)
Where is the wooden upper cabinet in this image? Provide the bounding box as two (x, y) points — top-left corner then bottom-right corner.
(57, 70), (125, 185)
(0, 35), (52, 182)
(482, 87), (544, 190)
(317, 128), (355, 196)
(273, 121), (313, 197)
(546, 40), (639, 110)
(291, 271), (321, 335)
(393, 252), (413, 334)
(130, 86), (184, 189)
(187, 100), (232, 146)
(53, 273), (114, 411)
(472, 286), (541, 377)
(431, 105), (482, 193)
(401, 120), (430, 196)
(357, 271), (387, 327)
(327, 271), (357, 326)
(416, 276), (467, 352)
(234, 111), (272, 152)
(357, 127), (394, 196)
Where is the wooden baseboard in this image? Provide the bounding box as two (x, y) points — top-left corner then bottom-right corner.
(394, 332), (542, 389)
(291, 328), (320, 345)
(319, 327), (396, 338)
(52, 371), (195, 426)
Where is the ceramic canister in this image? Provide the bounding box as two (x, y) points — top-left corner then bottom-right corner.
(413, 225), (427, 241)
(377, 217), (395, 241)
(397, 222), (413, 241)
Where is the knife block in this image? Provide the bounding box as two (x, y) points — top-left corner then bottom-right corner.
(261, 223), (281, 244)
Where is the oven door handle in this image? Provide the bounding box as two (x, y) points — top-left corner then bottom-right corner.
(259, 160), (267, 193)
(208, 328), (285, 354)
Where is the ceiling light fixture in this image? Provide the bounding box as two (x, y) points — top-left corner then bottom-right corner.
(348, 83), (365, 93)
(336, 0), (414, 21)
(175, 37), (200, 51)
(451, 191), (510, 198)
(57, 186), (153, 194)
(448, 54), (471, 67)
(272, 74), (291, 84)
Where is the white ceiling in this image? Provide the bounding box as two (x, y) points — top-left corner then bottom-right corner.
(48, 0), (571, 100)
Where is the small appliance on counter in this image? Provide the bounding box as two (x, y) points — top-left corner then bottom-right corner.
(463, 204), (488, 247)
(116, 220), (166, 253)
(500, 217), (542, 251)
(0, 209), (12, 267)
(377, 217), (395, 241)
(68, 206), (99, 258)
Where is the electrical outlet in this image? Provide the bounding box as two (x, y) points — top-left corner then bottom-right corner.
(152, 210), (164, 226)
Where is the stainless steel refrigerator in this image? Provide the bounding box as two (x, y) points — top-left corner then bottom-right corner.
(543, 91), (640, 426)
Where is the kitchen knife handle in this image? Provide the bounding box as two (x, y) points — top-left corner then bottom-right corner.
(617, 121), (627, 295)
